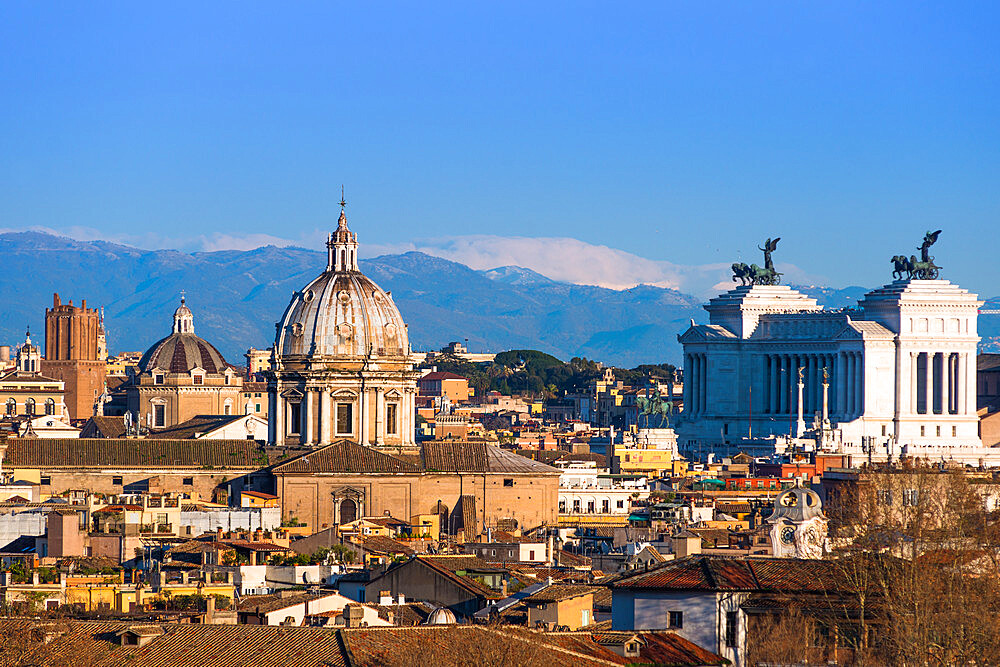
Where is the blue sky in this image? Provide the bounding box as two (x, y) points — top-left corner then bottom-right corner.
(1, 2), (998, 296)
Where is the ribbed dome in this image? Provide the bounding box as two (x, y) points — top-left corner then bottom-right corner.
(274, 210), (409, 359)
(139, 333), (229, 374)
(139, 298), (230, 374)
(424, 607), (457, 625)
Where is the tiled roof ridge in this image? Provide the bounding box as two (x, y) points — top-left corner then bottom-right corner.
(492, 627), (622, 666)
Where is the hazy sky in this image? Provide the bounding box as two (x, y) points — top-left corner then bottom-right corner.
(1, 2), (998, 296)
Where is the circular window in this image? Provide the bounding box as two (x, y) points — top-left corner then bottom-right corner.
(338, 290), (351, 304)
(303, 289), (315, 302)
(290, 323), (304, 337)
(385, 323), (397, 336)
(338, 323), (353, 338)
(372, 291), (383, 301)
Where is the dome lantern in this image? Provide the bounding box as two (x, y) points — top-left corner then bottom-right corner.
(172, 295), (194, 334)
(327, 198), (358, 272)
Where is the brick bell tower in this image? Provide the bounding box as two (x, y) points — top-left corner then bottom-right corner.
(41, 293), (107, 421)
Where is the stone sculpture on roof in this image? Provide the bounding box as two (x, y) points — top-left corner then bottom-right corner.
(731, 237), (782, 286)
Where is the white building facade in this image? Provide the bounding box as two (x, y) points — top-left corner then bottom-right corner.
(677, 279), (993, 465)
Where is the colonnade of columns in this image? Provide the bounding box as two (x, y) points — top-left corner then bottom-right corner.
(909, 351), (969, 415)
(684, 353), (709, 415)
(267, 385), (414, 446)
(758, 351), (863, 419)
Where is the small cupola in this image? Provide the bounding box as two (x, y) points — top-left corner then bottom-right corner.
(172, 296), (194, 334)
(327, 194), (359, 272)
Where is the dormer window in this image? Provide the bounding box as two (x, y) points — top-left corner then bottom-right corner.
(154, 374), (164, 385)
(192, 374), (203, 386)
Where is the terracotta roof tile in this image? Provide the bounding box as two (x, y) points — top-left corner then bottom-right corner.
(4, 438), (264, 469)
(273, 440), (420, 474)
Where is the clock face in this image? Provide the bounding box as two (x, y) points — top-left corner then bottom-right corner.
(780, 526), (796, 545)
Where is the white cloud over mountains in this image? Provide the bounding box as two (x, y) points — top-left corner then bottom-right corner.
(2, 225), (825, 298)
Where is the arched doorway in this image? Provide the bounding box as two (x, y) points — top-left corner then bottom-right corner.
(339, 498), (357, 525)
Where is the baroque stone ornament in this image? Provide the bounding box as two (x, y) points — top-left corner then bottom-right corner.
(891, 230), (942, 280)
(732, 237), (782, 286)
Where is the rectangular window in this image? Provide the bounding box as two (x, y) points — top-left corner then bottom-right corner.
(952, 425), (957, 437)
(289, 402), (301, 434)
(113, 476), (123, 486)
(903, 489), (919, 507)
(725, 611), (738, 647)
(936, 425), (941, 437)
(224, 375), (231, 385)
(881, 424), (887, 436)
(386, 403), (398, 435)
(192, 375), (203, 385)
(669, 611), (683, 629)
(255, 403), (261, 413)
(920, 425), (926, 437)
(154, 374), (164, 385)
(503, 479), (514, 487)
(617, 500), (625, 509)
(40, 476), (51, 486)
(154, 404), (165, 428)
(336, 403), (353, 435)
(183, 477), (193, 486)
(602, 499), (610, 513)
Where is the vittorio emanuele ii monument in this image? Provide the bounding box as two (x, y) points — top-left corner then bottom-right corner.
(676, 231), (998, 466)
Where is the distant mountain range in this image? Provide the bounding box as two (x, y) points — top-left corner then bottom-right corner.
(3, 231), (971, 367)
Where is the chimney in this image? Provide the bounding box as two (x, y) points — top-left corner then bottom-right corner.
(379, 590), (392, 605)
(205, 595), (216, 623)
(397, 593), (405, 605)
(216, 527), (223, 541)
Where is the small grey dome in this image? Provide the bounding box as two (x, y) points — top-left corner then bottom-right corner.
(424, 607), (457, 625)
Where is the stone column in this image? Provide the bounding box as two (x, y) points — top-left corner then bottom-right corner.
(924, 352), (933, 417)
(910, 352), (918, 415)
(302, 389), (313, 444)
(847, 353), (856, 416)
(700, 354), (708, 416)
(683, 354), (692, 414)
(273, 393), (284, 446)
(772, 356), (780, 415)
(374, 387), (384, 445)
(957, 352), (968, 415)
(267, 390), (276, 444)
(359, 389), (369, 445)
(762, 356), (770, 415)
(320, 390), (332, 443)
(856, 351), (864, 415)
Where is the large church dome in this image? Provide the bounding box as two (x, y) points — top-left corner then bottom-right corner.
(139, 297), (230, 374)
(274, 209), (410, 360)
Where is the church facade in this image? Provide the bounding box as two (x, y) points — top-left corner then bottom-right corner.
(677, 241), (990, 465)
